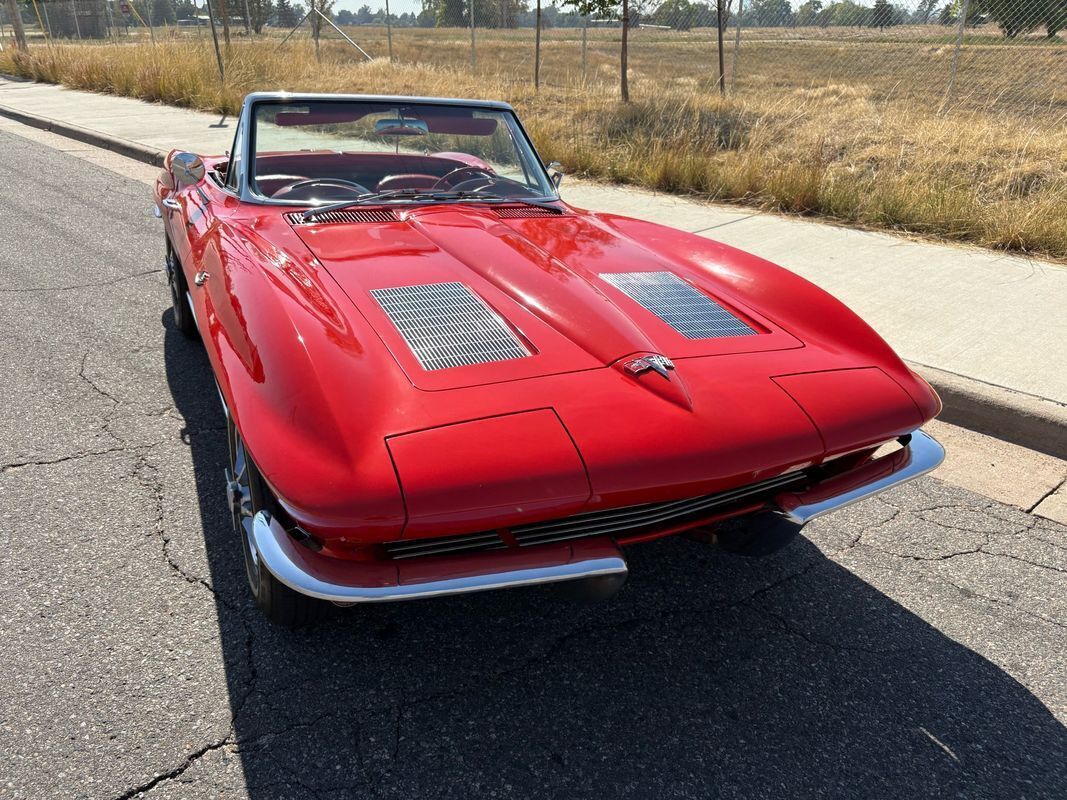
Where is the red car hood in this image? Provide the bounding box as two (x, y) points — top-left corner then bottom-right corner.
(291, 205), (803, 391)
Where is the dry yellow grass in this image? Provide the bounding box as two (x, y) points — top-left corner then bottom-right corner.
(3, 34), (1067, 260)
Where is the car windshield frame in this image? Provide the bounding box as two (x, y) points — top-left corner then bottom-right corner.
(232, 93), (559, 207)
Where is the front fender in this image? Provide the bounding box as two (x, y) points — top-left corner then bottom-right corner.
(204, 215), (406, 541)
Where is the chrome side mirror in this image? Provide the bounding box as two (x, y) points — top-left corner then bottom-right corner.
(172, 152), (206, 187)
(547, 161), (564, 189)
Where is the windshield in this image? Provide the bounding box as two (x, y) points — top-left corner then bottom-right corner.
(249, 100), (555, 206)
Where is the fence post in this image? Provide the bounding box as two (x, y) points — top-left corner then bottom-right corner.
(29, 0), (49, 40)
(715, 0), (725, 96)
(730, 0), (743, 92)
(40, 0), (53, 38)
(534, 0), (541, 89)
(581, 20), (587, 84)
(70, 0), (82, 38)
(385, 0), (393, 61)
(469, 0), (475, 71)
(4, 0), (27, 48)
(944, 0), (971, 109)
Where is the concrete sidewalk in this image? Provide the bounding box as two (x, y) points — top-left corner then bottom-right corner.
(1, 76), (1064, 449)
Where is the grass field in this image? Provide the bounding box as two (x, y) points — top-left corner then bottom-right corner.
(3, 26), (1066, 260)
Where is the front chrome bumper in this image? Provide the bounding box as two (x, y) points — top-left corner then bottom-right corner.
(252, 428), (942, 603)
(773, 429), (945, 525)
(252, 511), (628, 604)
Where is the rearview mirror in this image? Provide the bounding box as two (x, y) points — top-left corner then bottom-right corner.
(172, 152), (206, 187)
(374, 118), (428, 136)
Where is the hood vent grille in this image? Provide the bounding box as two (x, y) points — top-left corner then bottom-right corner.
(493, 205), (563, 218)
(371, 282), (530, 371)
(601, 272), (757, 340)
(285, 208), (399, 225)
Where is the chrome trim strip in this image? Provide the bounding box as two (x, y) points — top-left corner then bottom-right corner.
(252, 512), (628, 603)
(773, 429), (945, 525)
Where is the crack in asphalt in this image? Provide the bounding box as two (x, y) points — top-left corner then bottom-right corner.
(111, 737), (232, 800)
(945, 578), (1067, 632)
(112, 452), (265, 799)
(0, 268), (162, 294)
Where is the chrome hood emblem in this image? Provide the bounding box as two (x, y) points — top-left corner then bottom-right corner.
(624, 354), (675, 378)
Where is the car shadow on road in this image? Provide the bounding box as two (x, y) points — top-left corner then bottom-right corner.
(163, 317), (1067, 799)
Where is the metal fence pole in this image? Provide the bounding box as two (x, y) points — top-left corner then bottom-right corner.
(534, 0), (541, 90)
(581, 21), (587, 84)
(71, 0), (82, 38)
(40, 0), (54, 38)
(469, 0), (475, 71)
(730, 0), (743, 92)
(385, 0), (393, 61)
(944, 0), (972, 109)
(715, 0), (725, 96)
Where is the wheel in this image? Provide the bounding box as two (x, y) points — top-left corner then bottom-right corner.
(703, 511), (804, 558)
(227, 416), (323, 626)
(166, 245), (198, 340)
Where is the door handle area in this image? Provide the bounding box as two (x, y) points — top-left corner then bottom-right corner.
(162, 198), (182, 212)
(194, 271), (210, 286)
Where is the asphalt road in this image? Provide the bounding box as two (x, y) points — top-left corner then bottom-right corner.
(1, 128), (1065, 800)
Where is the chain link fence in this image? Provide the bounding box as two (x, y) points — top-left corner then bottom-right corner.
(2, 1), (1065, 118)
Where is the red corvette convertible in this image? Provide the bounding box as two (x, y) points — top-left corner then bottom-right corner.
(155, 92), (944, 625)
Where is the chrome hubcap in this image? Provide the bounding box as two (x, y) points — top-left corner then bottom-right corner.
(228, 430), (260, 593)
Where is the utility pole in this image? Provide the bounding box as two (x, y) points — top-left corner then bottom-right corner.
(4, 0), (27, 49)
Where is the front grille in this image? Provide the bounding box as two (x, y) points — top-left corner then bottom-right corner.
(371, 282), (530, 371)
(382, 471), (804, 559)
(601, 271), (757, 339)
(285, 209), (398, 225)
(493, 206), (563, 218)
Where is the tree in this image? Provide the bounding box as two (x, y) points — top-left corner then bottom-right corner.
(564, 0), (631, 102)
(796, 0), (823, 26)
(151, 0), (176, 25)
(436, 0), (465, 25)
(275, 0), (299, 26)
(870, 0), (893, 28)
(914, 0), (937, 23)
(748, 0), (793, 27)
(1045, 0), (1067, 36)
(247, 0), (273, 31)
(973, 0), (1067, 38)
(650, 0), (718, 31)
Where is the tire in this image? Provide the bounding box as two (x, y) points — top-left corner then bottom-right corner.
(227, 416), (323, 627)
(166, 244), (199, 340)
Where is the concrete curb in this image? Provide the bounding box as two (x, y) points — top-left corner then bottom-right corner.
(0, 102), (167, 167)
(911, 365), (1067, 461)
(2, 101), (1063, 460)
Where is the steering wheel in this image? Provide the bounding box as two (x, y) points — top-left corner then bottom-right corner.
(273, 178), (370, 202)
(432, 166), (495, 191)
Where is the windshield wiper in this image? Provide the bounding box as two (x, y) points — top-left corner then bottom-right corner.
(301, 189), (559, 221)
